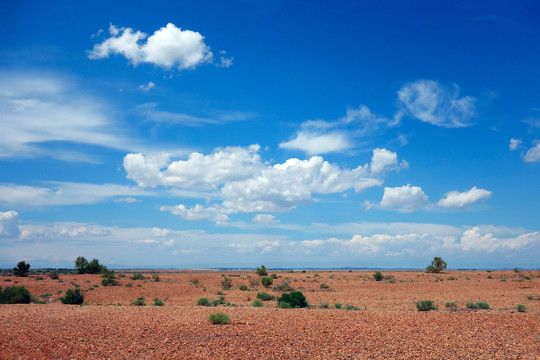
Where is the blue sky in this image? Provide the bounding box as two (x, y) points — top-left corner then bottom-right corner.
(1, 1), (539, 269)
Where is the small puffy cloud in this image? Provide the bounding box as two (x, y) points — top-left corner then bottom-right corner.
(160, 204), (231, 224)
(88, 23), (215, 70)
(151, 227), (171, 237)
(370, 148), (399, 174)
(139, 81), (155, 91)
(279, 131), (351, 155)
(460, 227), (540, 252)
(217, 51), (233, 68)
(252, 214), (279, 225)
(114, 197), (139, 203)
(523, 142), (540, 162)
(379, 184), (428, 211)
(509, 138), (522, 151)
(0, 211), (20, 238)
(396, 80), (476, 128)
(437, 186), (492, 209)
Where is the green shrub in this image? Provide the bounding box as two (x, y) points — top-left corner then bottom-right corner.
(477, 302), (489, 310)
(445, 302), (457, 311)
(153, 298), (164, 306)
(416, 300), (436, 311)
(197, 297), (209, 306)
(373, 271), (383, 281)
(131, 273), (145, 280)
(212, 298), (225, 306)
(526, 295), (533, 300)
(466, 302), (477, 309)
(252, 300), (264, 307)
(426, 257), (447, 273)
(239, 285), (249, 291)
(513, 267), (520, 273)
(271, 274), (278, 279)
(208, 312), (230, 324)
(277, 301), (292, 308)
(189, 278), (199, 287)
(13, 261), (30, 277)
(125, 283), (133, 287)
(61, 288), (84, 305)
(334, 303), (342, 309)
(48, 270), (59, 280)
(516, 304), (526, 312)
(277, 291), (308, 308)
(75, 256), (104, 274)
(101, 272), (119, 287)
(320, 283), (329, 289)
(261, 277), (273, 288)
(256, 265), (268, 276)
(222, 277), (232, 290)
(0, 286), (32, 304)
(319, 302), (329, 309)
(256, 292), (275, 301)
(152, 273), (160, 282)
(131, 297), (146, 306)
(274, 278), (294, 292)
(345, 304), (359, 310)
(40, 292), (52, 298)
(447, 276), (457, 280)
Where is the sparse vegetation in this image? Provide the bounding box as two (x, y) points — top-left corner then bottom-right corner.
(131, 297), (146, 306)
(277, 291), (308, 308)
(320, 283), (329, 289)
(197, 297), (209, 306)
(256, 265), (268, 276)
(261, 276), (273, 288)
(466, 302), (489, 310)
(239, 285), (249, 291)
(221, 276), (233, 290)
(274, 278), (294, 292)
(426, 257), (447, 273)
(189, 279), (199, 287)
(270, 274), (278, 279)
(416, 300), (436, 311)
(0, 286), (32, 304)
(40, 292), (52, 298)
(152, 273), (160, 282)
(516, 304), (526, 312)
(319, 302), (329, 308)
(335, 303), (342, 309)
(125, 283), (133, 287)
(252, 300), (264, 307)
(131, 273), (145, 280)
(526, 295), (533, 300)
(48, 270), (59, 279)
(13, 261), (30, 277)
(101, 271), (119, 287)
(61, 288), (84, 305)
(373, 271), (383, 281)
(445, 302), (457, 311)
(256, 292), (275, 301)
(153, 298), (164, 306)
(208, 312), (230, 325)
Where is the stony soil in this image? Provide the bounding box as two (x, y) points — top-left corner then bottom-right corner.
(1, 270), (539, 359)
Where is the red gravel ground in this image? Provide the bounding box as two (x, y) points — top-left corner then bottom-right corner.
(1, 270), (539, 359)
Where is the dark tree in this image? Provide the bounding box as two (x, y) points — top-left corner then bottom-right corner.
(75, 256), (88, 274)
(426, 257), (447, 273)
(13, 261), (30, 277)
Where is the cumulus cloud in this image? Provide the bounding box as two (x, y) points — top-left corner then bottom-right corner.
(88, 23), (216, 70)
(370, 148), (408, 174)
(129, 146), (405, 222)
(437, 186), (492, 209)
(0, 72), (140, 161)
(217, 51), (233, 68)
(139, 81), (155, 91)
(280, 105), (393, 155)
(509, 138), (522, 151)
(252, 214), (279, 225)
(523, 142), (540, 162)
(460, 227), (540, 252)
(0, 211), (20, 238)
(396, 80), (476, 128)
(0, 183), (152, 207)
(379, 184), (429, 211)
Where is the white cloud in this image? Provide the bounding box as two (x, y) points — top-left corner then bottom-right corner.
(114, 197), (139, 204)
(0, 183), (152, 207)
(379, 184), (429, 210)
(88, 23), (215, 70)
(437, 186), (492, 209)
(396, 80), (476, 128)
(523, 142), (540, 162)
(280, 105), (393, 155)
(217, 51), (233, 68)
(509, 138), (522, 151)
(0, 211), (20, 238)
(139, 81), (155, 91)
(134, 103), (247, 126)
(0, 72), (141, 161)
(140, 146), (404, 222)
(279, 131), (351, 155)
(151, 227), (171, 237)
(252, 214), (279, 225)
(460, 227), (540, 252)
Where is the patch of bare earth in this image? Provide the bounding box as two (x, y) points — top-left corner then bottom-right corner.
(1, 271), (539, 359)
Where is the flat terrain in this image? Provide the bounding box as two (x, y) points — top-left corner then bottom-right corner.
(1, 270), (539, 359)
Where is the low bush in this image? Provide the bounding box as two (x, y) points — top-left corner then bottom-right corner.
(208, 312), (231, 324)
(261, 277), (273, 288)
(153, 298), (164, 306)
(271, 274), (278, 279)
(445, 302), (457, 311)
(320, 283), (329, 289)
(277, 291), (308, 308)
(516, 304), (526, 312)
(222, 277), (233, 290)
(131, 273), (145, 280)
(319, 302), (329, 309)
(101, 272), (119, 287)
(131, 297), (146, 306)
(373, 271), (383, 281)
(239, 285), (249, 291)
(152, 273), (160, 282)
(526, 295), (533, 300)
(61, 288), (84, 305)
(189, 279), (199, 287)
(40, 292), (52, 298)
(256, 292), (275, 301)
(277, 301), (292, 308)
(198, 297), (209, 306)
(256, 265), (268, 276)
(334, 303), (342, 309)
(0, 286), (32, 304)
(125, 283), (133, 288)
(49, 271), (59, 279)
(466, 302), (490, 310)
(447, 276), (457, 280)
(416, 300), (436, 311)
(274, 278), (294, 292)
(252, 300), (264, 307)
(345, 304), (359, 310)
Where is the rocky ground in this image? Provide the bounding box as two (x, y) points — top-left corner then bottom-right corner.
(1, 270), (539, 359)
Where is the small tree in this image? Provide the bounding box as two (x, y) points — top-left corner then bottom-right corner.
(426, 257), (447, 273)
(61, 288), (84, 305)
(0, 286), (32, 304)
(75, 256), (88, 274)
(261, 276), (273, 288)
(222, 276), (232, 290)
(277, 291), (308, 308)
(13, 261), (30, 277)
(256, 265), (268, 276)
(373, 271), (383, 281)
(86, 259), (103, 274)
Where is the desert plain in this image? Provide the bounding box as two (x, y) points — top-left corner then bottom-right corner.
(1, 269), (539, 359)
